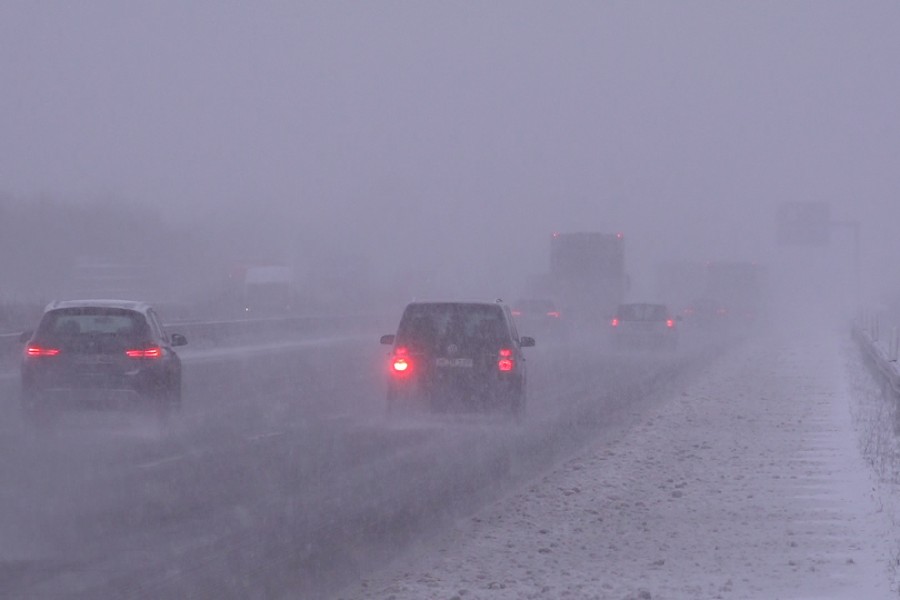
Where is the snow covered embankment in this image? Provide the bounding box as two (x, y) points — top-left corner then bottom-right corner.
(340, 331), (895, 600)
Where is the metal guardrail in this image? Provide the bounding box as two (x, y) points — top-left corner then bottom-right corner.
(0, 331), (23, 368)
(0, 313), (393, 370)
(853, 310), (900, 397)
(164, 313), (390, 343)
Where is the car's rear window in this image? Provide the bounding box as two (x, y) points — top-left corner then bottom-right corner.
(397, 303), (510, 349)
(38, 308), (150, 340)
(617, 304), (668, 321)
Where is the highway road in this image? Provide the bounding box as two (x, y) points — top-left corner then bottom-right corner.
(0, 326), (726, 599)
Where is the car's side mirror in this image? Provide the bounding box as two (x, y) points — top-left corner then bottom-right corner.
(170, 333), (188, 347)
(520, 336), (536, 348)
(18, 330), (32, 343)
(380, 334), (395, 345)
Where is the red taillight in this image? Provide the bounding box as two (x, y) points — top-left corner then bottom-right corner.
(546, 311), (560, 318)
(26, 345), (60, 357)
(391, 347), (412, 375)
(125, 346), (162, 358)
(666, 319), (675, 328)
(498, 348), (514, 372)
(512, 310), (522, 316)
(610, 318), (619, 327)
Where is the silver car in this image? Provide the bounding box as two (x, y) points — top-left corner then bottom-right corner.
(610, 302), (679, 351)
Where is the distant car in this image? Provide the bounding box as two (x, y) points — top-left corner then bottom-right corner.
(511, 298), (568, 340)
(379, 301), (535, 417)
(681, 297), (728, 330)
(19, 300), (187, 420)
(610, 302), (679, 351)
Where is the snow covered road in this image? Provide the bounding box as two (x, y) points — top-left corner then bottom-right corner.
(339, 330), (896, 600)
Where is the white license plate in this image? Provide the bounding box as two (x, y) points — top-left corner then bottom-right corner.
(436, 357), (474, 368)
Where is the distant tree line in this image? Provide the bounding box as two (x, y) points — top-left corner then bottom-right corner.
(0, 195), (216, 314)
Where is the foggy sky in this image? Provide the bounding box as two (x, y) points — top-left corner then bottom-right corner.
(2, 2), (899, 300)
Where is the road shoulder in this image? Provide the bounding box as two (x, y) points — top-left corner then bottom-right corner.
(339, 331), (895, 599)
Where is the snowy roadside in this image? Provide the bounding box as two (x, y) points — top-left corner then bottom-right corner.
(336, 330), (896, 600)
(845, 333), (900, 594)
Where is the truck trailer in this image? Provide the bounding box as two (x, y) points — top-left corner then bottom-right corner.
(547, 232), (628, 326)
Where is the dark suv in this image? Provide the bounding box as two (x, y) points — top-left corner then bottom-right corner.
(20, 300), (187, 418)
(379, 301), (535, 417)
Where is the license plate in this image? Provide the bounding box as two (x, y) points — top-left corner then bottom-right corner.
(436, 357), (473, 368)
(73, 355), (116, 365)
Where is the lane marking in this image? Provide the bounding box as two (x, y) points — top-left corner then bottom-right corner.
(245, 431), (285, 442)
(132, 430), (285, 473)
(136, 454), (187, 470)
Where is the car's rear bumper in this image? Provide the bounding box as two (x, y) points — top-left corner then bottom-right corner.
(21, 364), (174, 401)
(23, 387), (155, 410)
(613, 331), (678, 348)
(390, 370), (522, 402)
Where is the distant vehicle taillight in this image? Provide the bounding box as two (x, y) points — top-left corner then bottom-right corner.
(666, 319), (675, 328)
(26, 344), (60, 357)
(497, 348), (514, 372)
(546, 311), (560, 318)
(610, 318), (620, 327)
(391, 347), (412, 375)
(125, 346), (162, 359)
(512, 310), (522, 316)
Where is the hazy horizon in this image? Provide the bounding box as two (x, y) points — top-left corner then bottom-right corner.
(3, 2), (899, 306)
